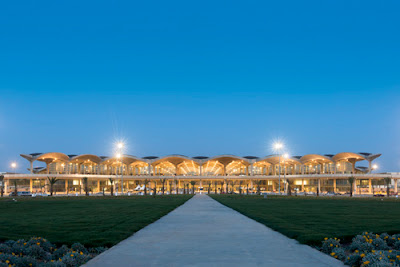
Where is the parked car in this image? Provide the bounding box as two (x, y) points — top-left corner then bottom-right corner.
(9, 191), (32, 197)
(32, 193), (48, 197)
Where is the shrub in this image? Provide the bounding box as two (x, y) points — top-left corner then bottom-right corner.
(0, 253), (20, 266)
(89, 247), (107, 254)
(16, 255), (39, 267)
(26, 244), (52, 261)
(345, 253), (362, 267)
(39, 261), (67, 267)
(371, 238), (389, 250)
(11, 242), (25, 254)
(27, 237), (54, 252)
(52, 245), (70, 260)
(71, 243), (87, 254)
(361, 251), (391, 266)
(61, 252), (91, 267)
(330, 247), (346, 261)
(321, 238), (341, 254)
(0, 244), (11, 254)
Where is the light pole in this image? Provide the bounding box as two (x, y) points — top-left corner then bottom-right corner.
(11, 162), (17, 195)
(273, 142), (283, 194)
(116, 153), (123, 194)
(116, 142), (124, 194)
(283, 154), (289, 194)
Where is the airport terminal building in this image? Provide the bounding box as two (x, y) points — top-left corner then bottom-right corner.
(2, 152), (398, 195)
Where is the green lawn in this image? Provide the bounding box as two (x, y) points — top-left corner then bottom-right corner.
(211, 195), (400, 245)
(0, 195), (192, 247)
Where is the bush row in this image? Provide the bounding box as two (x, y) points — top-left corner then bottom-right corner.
(320, 232), (400, 266)
(0, 237), (106, 266)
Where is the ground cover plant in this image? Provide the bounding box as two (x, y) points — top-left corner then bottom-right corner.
(0, 195), (192, 247)
(321, 232), (400, 266)
(0, 237), (106, 266)
(211, 195), (400, 245)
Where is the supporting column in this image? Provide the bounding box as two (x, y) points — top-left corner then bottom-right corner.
(368, 179), (372, 194)
(301, 179), (304, 192)
(353, 178), (357, 195)
(65, 180), (68, 194)
(4, 180), (8, 194)
(318, 179), (321, 194)
(368, 160), (372, 173)
(97, 180), (101, 192)
(333, 179), (336, 193)
(395, 179), (398, 194)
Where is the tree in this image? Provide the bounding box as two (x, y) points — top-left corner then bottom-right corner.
(143, 179), (149, 195)
(246, 183), (249, 195)
(47, 177), (59, 196)
(109, 178), (114, 196)
(239, 181), (243, 195)
(384, 177), (392, 197)
(0, 175), (4, 197)
(207, 181), (212, 194)
(287, 179), (292, 196)
(160, 178), (166, 195)
(348, 177), (355, 197)
(220, 180), (225, 194)
(190, 181), (196, 194)
(214, 181), (218, 194)
(254, 180), (261, 195)
(231, 181), (236, 194)
(13, 180), (18, 196)
(82, 177), (89, 196)
(174, 178), (179, 194)
(168, 180), (173, 194)
(153, 181), (157, 197)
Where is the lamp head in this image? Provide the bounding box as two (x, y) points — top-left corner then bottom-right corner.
(273, 142), (283, 151)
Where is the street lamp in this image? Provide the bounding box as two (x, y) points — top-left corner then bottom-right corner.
(372, 164), (378, 172)
(273, 142), (284, 194)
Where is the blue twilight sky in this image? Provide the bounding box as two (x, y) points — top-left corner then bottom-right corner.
(0, 0), (400, 173)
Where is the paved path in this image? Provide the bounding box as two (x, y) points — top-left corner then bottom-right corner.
(86, 194), (343, 267)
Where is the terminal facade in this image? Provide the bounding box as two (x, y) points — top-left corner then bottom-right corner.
(2, 152), (397, 195)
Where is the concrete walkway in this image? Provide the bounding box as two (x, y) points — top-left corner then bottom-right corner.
(86, 194), (343, 267)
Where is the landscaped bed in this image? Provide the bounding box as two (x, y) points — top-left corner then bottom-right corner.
(0, 237), (105, 266)
(0, 195), (192, 247)
(321, 232), (400, 266)
(210, 195), (400, 245)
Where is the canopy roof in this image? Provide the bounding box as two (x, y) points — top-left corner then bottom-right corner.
(20, 152), (381, 167)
